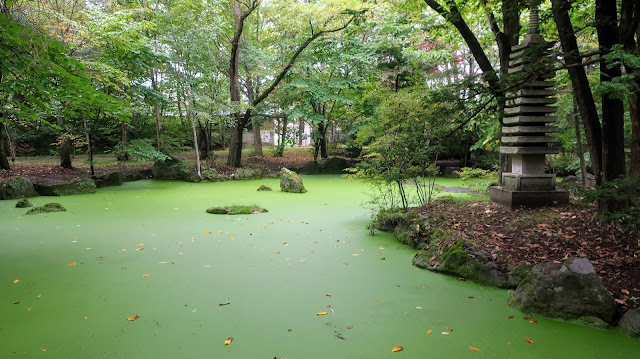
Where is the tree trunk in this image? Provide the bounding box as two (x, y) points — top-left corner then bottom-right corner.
(187, 98), (202, 178)
(151, 68), (162, 151)
(0, 123), (10, 170)
(631, 94), (640, 175)
(620, 0), (640, 175)
(83, 117), (95, 178)
(551, 0), (603, 185)
(596, 0), (627, 184)
(60, 134), (73, 169)
(298, 119), (305, 146)
(276, 114), (288, 157)
(572, 102), (588, 189)
(197, 120), (210, 160)
(246, 74), (263, 157)
(119, 120), (129, 161)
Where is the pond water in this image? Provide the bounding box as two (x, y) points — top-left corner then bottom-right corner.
(1, 176), (638, 358)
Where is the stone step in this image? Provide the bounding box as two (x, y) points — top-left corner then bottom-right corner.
(502, 136), (559, 144)
(505, 106), (558, 115)
(502, 125), (559, 134)
(503, 115), (558, 125)
(501, 146), (561, 155)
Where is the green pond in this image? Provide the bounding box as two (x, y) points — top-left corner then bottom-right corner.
(1, 176), (638, 358)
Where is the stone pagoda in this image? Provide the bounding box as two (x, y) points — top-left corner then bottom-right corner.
(490, 3), (569, 208)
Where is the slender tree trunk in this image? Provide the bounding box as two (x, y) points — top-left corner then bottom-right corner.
(60, 134), (73, 169)
(0, 123), (10, 170)
(82, 116), (95, 178)
(620, 0), (640, 175)
(276, 114), (288, 157)
(187, 97), (202, 178)
(572, 102), (588, 189)
(631, 95), (640, 175)
(152, 68), (162, 151)
(197, 120), (210, 160)
(298, 119), (305, 146)
(246, 74), (263, 157)
(552, 0), (603, 185)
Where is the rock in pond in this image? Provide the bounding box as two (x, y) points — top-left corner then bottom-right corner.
(508, 257), (617, 328)
(413, 239), (513, 288)
(257, 185), (272, 191)
(619, 309), (640, 338)
(26, 202), (66, 215)
(95, 171), (125, 188)
(0, 177), (37, 200)
(152, 156), (189, 180)
(15, 199), (33, 208)
(35, 179), (97, 196)
(234, 168), (262, 180)
(206, 206), (268, 215)
(279, 168), (307, 193)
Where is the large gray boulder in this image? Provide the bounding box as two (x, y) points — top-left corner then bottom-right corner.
(35, 178), (97, 196)
(508, 257), (617, 328)
(152, 156), (188, 180)
(619, 309), (640, 338)
(0, 177), (37, 200)
(279, 168), (307, 193)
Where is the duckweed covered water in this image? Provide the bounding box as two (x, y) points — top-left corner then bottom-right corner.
(1, 176), (638, 358)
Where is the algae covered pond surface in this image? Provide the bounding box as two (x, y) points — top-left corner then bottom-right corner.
(1, 176), (638, 358)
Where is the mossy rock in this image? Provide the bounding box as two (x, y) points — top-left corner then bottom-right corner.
(619, 309), (640, 338)
(373, 209), (446, 249)
(206, 205), (268, 215)
(235, 168), (262, 180)
(507, 258), (617, 327)
(0, 177), (37, 200)
(15, 199), (33, 208)
(26, 202), (66, 215)
(95, 171), (125, 188)
(279, 168), (307, 193)
(413, 239), (512, 288)
(257, 185), (272, 191)
(152, 156), (188, 180)
(35, 179), (97, 196)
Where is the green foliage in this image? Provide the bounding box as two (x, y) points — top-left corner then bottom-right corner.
(581, 177), (640, 232)
(118, 139), (170, 162)
(456, 167), (499, 192)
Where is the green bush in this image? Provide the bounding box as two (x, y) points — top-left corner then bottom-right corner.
(457, 167), (499, 192)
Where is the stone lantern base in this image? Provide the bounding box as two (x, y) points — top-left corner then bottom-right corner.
(489, 186), (569, 209)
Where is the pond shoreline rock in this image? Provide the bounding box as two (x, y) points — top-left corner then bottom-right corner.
(0, 177), (38, 200)
(206, 205), (268, 215)
(152, 156), (188, 180)
(26, 202), (66, 215)
(95, 171), (125, 188)
(280, 168), (307, 193)
(507, 257), (617, 328)
(35, 178), (97, 196)
(619, 309), (640, 338)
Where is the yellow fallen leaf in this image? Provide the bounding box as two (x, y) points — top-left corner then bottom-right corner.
(379, 247), (385, 250)
(68, 262), (76, 267)
(228, 237), (234, 240)
(142, 273), (150, 278)
(173, 208), (179, 210)
(275, 251), (280, 254)
(224, 337), (232, 345)
(426, 329), (432, 334)
(136, 244), (147, 247)
(348, 228), (355, 231)
(203, 231), (211, 234)
(525, 337), (534, 344)
(316, 312), (328, 316)
(285, 257), (291, 261)
(352, 253), (360, 256)
(311, 240), (318, 243)
(282, 242), (288, 245)
(344, 262), (349, 265)
(469, 347), (480, 352)
(622, 289), (630, 295)
(121, 249), (127, 252)
(392, 346), (403, 352)
(127, 316), (137, 321)
(13, 279), (19, 284)
(218, 231), (223, 233)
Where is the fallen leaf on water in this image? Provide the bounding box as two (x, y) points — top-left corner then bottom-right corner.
(13, 279), (19, 284)
(352, 253), (360, 256)
(311, 240), (318, 243)
(218, 231), (223, 233)
(469, 347), (480, 352)
(426, 330), (432, 334)
(287, 328), (292, 332)
(525, 337), (534, 344)
(136, 244), (147, 247)
(348, 228), (355, 231)
(275, 251), (280, 254)
(346, 326), (354, 330)
(344, 262), (349, 265)
(467, 296), (475, 299)
(68, 262), (76, 267)
(325, 293), (332, 297)
(219, 300), (231, 306)
(203, 231), (211, 234)
(379, 247), (384, 250)
(224, 337), (233, 345)
(285, 257), (291, 261)
(121, 249), (127, 252)
(621, 289), (630, 295)
(523, 316), (533, 320)
(142, 274), (150, 278)
(380, 257), (386, 260)
(505, 316), (515, 319)
(316, 312), (328, 316)
(330, 309), (335, 314)
(14, 301), (20, 304)
(282, 242), (288, 245)
(529, 320), (538, 324)
(151, 333), (156, 337)
(127, 316), (138, 321)
(441, 332), (449, 335)
(446, 326), (453, 331)
(391, 346), (403, 352)
(228, 237), (234, 240)
(456, 277), (466, 281)
(421, 285), (430, 288)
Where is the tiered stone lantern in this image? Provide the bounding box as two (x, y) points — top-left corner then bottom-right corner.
(490, 3), (569, 208)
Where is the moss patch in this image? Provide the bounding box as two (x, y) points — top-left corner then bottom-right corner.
(15, 199), (33, 208)
(206, 205), (268, 215)
(26, 203), (67, 215)
(257, 185), (272, 191)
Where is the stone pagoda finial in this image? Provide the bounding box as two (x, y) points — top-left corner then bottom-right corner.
(528, 0), (541, 35)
